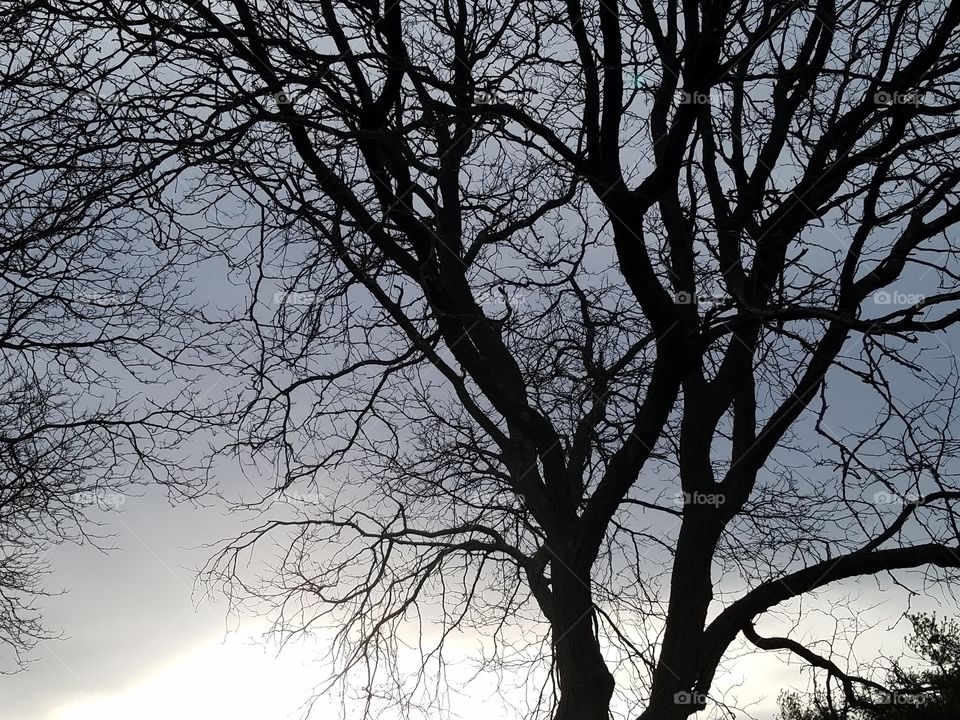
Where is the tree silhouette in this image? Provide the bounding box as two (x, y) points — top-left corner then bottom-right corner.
(7, 0), (960, 717)
(777, 614), (960, 720)
(0, 4), (208, 669)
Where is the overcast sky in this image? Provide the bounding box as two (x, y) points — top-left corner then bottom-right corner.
(0, 248), (955, 720)
(3, 18), (959, 715)
(0, 467), (954, 720)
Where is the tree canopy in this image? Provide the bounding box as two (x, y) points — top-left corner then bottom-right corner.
(4, 0), (960, 717)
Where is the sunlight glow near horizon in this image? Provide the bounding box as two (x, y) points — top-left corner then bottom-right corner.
(47, 631), (330, 720)
(41, 627), (796, 720)
(43, 628), (512, 720)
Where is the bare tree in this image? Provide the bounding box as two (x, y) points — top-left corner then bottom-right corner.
(0, 2), (209, 670)
(9, 0), (960, 717)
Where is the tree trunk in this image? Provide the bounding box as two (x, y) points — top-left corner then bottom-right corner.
(551, 558), (615, 720)
(638, 512), (723, 720)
